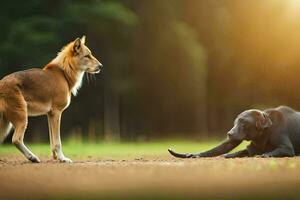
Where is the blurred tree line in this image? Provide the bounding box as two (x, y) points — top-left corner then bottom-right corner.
(1, 0), (300, 142)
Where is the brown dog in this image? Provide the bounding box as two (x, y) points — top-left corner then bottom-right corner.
(0, 36), (102, 163)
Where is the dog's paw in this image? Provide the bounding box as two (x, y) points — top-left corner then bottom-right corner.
(59, 157), (73, 163)
(221, 154), (234, 159)
(261, 154), (271, 158)
(28, 155), (41, 163)
(221, 154), (229, 158)
(190, 154), (198, 158)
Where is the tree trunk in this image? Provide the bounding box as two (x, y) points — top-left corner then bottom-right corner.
(104, 86), (121, 141)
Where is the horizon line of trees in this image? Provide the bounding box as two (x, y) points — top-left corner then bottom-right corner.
(1, 0), (300, 142)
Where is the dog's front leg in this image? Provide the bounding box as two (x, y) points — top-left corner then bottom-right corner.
(261, 146), (295, 157)
(47, 115), (56, 160)
(223, 149), (249, 158)
(262, 135), (295, 157)
(47, 110), (72, 163)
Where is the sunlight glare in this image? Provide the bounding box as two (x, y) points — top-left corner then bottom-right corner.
(286, 0), (300, 14)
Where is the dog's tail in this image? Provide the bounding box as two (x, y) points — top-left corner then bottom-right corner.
(0, 100), (12, 143)
(168, 138), (242, 158)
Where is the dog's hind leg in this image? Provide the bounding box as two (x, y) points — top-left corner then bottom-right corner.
(12, 121), (40, 163)
(9, 111), (40, 162)
(6, 91), (40, 163)
(47, 110), (72, 163)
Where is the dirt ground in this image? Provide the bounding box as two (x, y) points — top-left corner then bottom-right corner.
(1, 155), (300, 200)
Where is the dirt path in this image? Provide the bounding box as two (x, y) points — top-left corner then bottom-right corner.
(1, 156), (300, 200)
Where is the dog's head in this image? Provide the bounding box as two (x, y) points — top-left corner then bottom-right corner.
(70, 36), (103, 74)
(227, 109), (272, 141)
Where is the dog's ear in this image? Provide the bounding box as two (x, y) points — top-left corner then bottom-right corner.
(81, 35), (86, 44)
(256, 112), (272, 129)
(73, 38), (82, 55)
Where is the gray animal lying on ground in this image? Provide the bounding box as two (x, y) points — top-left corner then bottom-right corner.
(169, 106), (300, 158)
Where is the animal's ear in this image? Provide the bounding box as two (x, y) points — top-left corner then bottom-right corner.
(81, 35), (86, 44)
(73, 38), (82, 55)
(256, 112), (272, 129)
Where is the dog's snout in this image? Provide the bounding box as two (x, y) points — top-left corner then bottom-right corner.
(88, 63), (102, 74)
(94, 63), (102, 72)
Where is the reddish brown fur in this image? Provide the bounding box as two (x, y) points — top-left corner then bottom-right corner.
(0, 36), (102, 163)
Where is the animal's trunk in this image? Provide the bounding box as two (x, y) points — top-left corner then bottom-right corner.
(168, 138), (242, 158)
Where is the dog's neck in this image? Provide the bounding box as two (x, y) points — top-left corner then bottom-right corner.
(71, 71), (84, 96)
(46, 56), (85, 96)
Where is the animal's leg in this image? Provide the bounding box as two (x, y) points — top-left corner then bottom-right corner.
(223, 149), (249, 158)
(6, 91), (40, 163)
(47, 110), (72, 163)
(262, 136), (295, 157)
(12, 121), (40, 163)
(262, 146), (295, 157)
(47, 115), (56, 159)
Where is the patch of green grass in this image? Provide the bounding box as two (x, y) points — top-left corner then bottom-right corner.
(0, 140), (249, 159)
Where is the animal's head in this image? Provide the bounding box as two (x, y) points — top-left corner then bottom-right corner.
(71, 36), (103, 74)
(53, 36), (103, 74)
(227, 109), (272, 141)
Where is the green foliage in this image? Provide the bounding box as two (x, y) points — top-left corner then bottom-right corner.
(173, 21), (206, 72)
(66, 1), (139, 26)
